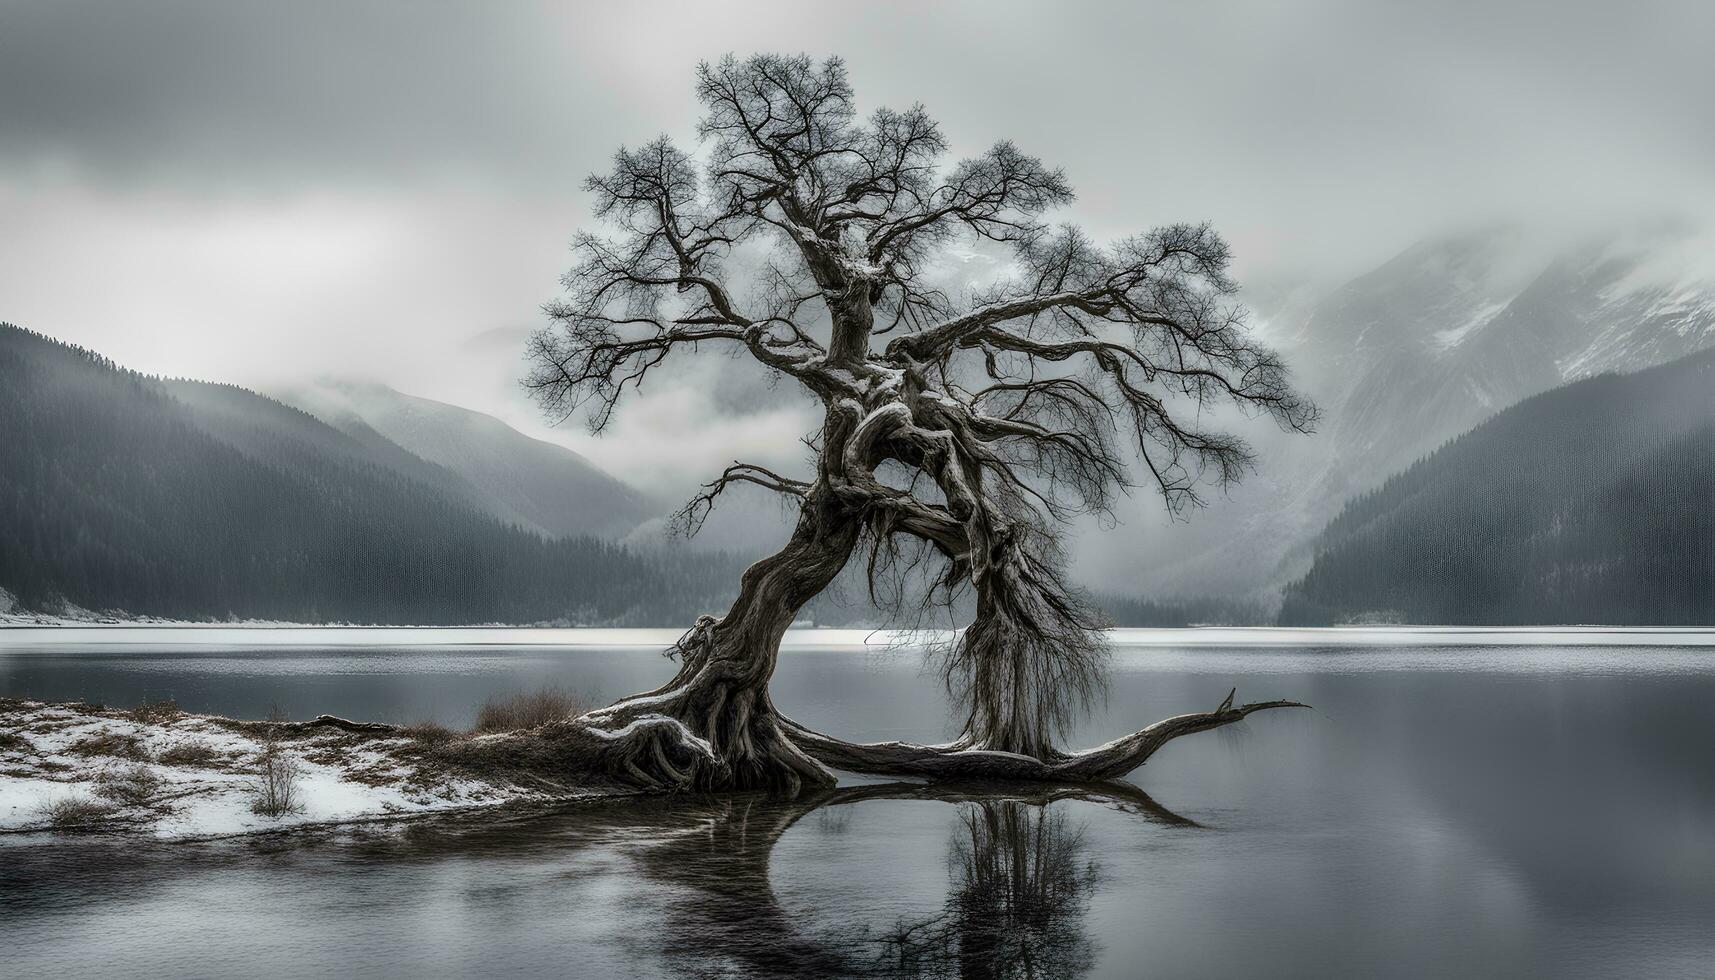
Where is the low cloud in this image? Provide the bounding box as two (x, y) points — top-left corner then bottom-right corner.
(4, 0), (1711, 499)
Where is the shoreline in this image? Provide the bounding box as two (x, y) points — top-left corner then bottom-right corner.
(0, 698), (623, 842)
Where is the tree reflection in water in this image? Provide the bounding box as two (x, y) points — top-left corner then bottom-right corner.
(627, 780), (1189, 979)
(209, 781), (1191, 978)
(876, 800), (1101, 979)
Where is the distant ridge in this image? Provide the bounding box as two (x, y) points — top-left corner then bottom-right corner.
(279, 379), (653, 540)
(0, 322), (740, 625)
(1280, 347), (1715, 625)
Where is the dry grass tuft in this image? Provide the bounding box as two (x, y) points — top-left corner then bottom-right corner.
(0, 731), (31, 753)
(402, 720), (458, 744)
(126, 698), (182, 724)
(69, 731), (152, 761)
(158, 739), (221, 766)
(472, 687), (589, 734)
(38, 794), (118, 828)
(94, 764), (162, 805)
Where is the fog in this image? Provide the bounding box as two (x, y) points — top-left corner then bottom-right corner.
(3, 0), (1711, 539)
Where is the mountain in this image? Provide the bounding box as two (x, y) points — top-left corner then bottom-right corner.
(0, 323), (741, 625)
(162, 378), (495, 517)
(1278, 348), (1715, 625)
(1298, 222), (1715, 486)
(1131, 221), (1715, 599)
(278, 379), (653, 539)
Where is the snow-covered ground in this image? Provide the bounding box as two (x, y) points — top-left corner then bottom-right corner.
(0, 699), (600, 841)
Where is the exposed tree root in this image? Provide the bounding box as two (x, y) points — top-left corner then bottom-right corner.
(779, 688), (1307, 783)
(288, 688), (1304, 794)
(567, 687), (835, 795)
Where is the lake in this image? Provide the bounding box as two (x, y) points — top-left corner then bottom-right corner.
(4, 629), (1714, 978)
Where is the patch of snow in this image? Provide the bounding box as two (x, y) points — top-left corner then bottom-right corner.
(1594, 226), (1715, 304)
(1, 777), (85, 826)
(583, 714), (715, 759)
(1063, 732), (1145, 760)
(1431, 300), (1507, 350)
(0, 700), (575, 841)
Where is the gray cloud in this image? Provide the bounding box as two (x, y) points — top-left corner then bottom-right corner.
(3, 0), (1712, 504)
(8, 2), (1711, 226)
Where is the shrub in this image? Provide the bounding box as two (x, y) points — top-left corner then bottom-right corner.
(158, 740), (221, 766)
(126, 698), (182, 724)
(69, 731), (151, 761)
(38, 794), (117, 828)
(251, 744), (304, 818)
(94, 764), (162, 805)
(472, 687), (589, 733)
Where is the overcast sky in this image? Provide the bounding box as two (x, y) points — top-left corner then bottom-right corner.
(4, 0), (1712, 495)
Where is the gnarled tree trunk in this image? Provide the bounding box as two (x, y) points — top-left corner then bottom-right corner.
(548, 368), (1308, 794)
(571, 488), (863, 793)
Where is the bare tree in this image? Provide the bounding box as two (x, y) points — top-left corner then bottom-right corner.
(525, 54), (1317, 792)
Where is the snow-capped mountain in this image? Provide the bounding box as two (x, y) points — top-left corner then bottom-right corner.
(1130, 221), (1715, 598)
(1309, 222), (1715, 484)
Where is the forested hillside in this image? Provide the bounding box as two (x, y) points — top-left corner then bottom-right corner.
(279, 379), (653, 539)
(0, 324), (744, 625)
(1280, 348), (1715, 625)
(13, 320), (1703, 629)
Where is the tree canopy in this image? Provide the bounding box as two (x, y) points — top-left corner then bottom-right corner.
(525, 54), (1316, 787)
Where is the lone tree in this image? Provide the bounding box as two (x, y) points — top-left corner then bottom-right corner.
(525, 54), (1317, 793)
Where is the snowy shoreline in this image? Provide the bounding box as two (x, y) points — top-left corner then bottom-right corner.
(0, 699), (619, 842)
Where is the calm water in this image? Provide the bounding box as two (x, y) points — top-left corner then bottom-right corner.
(4, 634), (1715, 978)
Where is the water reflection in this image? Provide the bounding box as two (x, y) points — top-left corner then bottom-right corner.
(12, 642), (1715, 977)
(373, 782), (1170, 979)
(641, 786), (1179, 974)
(585, 781), (1179, 979)
(875, 800), (1101, 979)
(2, 781), (1173, 979)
